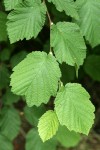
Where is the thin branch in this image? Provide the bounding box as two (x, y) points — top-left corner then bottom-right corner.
(43, 0), (53, 26)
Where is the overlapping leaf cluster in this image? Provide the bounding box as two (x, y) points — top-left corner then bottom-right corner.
(0, 0), (99, 149)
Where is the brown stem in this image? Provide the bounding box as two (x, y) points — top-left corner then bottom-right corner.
(43, 0), (53, 26)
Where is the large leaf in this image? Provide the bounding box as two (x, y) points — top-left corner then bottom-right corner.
(75, 0), (100, 48)
(1, 107), (21, 140)
(0, 134), (13, 150)
(56, 126), (80, 148)
(38, 110), (59, 142)
(10, 51), (61, 107)
(84, 55), (100, 81)
(4, 0), (22, 10)
(25, 129), (57, 150)
(47, 0), (79, 20)
(7, 1), (46, 43)
(51, 22), (86, 69)
(55, 83), (95, 135)
(0, 11), (7, 41)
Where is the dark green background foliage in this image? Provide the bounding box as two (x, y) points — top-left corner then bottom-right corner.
(0, 0), (100, 150)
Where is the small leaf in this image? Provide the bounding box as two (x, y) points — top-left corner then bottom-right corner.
(47, 0), (79, 20)
(10, 51), (61, 107)
(7, 1), (46, 43)
(56, 126), (81, 148)
(51, 22), (86, 69)
(38, 110), (59, 142)
(55, 83), (95, 135)
(75, 0), (100, 47)
(25, 129), (57, 150)
(84, 55), (100, 81)
(0, 134), (13, 150)
(0, 11), (7, 41)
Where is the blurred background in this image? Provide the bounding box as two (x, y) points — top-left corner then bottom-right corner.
(0, 0), (100, 150)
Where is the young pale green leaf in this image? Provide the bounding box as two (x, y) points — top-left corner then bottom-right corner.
(47, 0), (79, 20)
(4, 0), (22, 10)
(7, 1), (46, 43)
(51, 22), (86, 69)
(55, 83), (95, 135)
(0, 11), (7, 41)
(10, 51), (61, 107)
(38, 110), (59, 142)
(26, 129), (57, 150)
(56, 126), (81, 148)
(75, 0), (100, 48)
(84, 55), (100, 81)
(0, 134), (13, 150)
(1, 107), (21, 140)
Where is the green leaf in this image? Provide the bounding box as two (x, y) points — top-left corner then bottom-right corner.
(10, 51), (27, 68)
(84, 55), (100, 81)
(4, 0), (22, 10)
(38, 110), (59, 142)
(47, 0), (79, 20)
(51, 22), (86, 69)
(0, 64), (10, 89)
(24, 105), (46, 126)
(75, 0), (100, 48)
(56, 126), (80, 148)
(26, 0), (41, 3)
(25, 129), (57, 150)
(1, 107), (21, 140)
(7, 1), (46, 43)
(55, 83), (95, 135)
(10, 51), (61, 107)
(0, 134), (13, 150)
(3, 88), (20, 105)
(0, 11), (7, 41)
